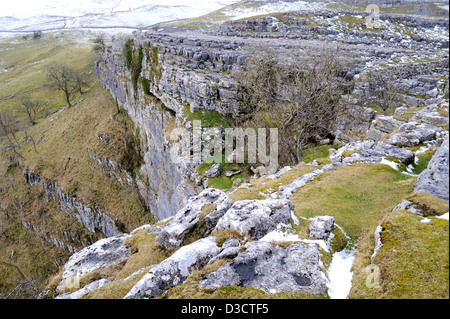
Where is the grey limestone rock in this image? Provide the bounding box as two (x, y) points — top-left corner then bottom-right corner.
(415, 135), (449, 202)
(214, 199), (294, 240)
(56, 235), (131, 293)
(199, 241), (326, 295)
(386, 123), (442, 148)
(309, 216), (335, 240)
(278, 169), (324, 199)
(124, 237), (221, 299)
(204, 164), (222, 178)
(155, 188), (233, 250)
(56, 279), (110, 299)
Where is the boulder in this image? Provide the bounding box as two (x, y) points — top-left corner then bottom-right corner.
(331, 140), (415, 166)
(371, 115), (403, 134)
(124, 237), (221, 299)
(386, 123), (441, 148)
(199, 241), (327, 295)
(225, 170), (241, 177)
(56, 235), (131, 293)
(155, 188), (233, 250)
(309, 216), (335, 240)
(204, 164), (222, 178)
(214, 199), (294, 240)
(415, 135), (449, 202)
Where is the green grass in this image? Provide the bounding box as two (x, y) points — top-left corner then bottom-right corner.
(302, 144), (340, 164)
(350, 209), (449, 299)
(197, 159), (250, 191)
(0, 32), (97, 126)
(183, 105), (233, 128)
(290, 164), (415, 240)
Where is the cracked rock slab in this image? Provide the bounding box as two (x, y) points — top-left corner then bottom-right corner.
(199, 241), (326, 295)
(309, 216), (335, 240)
(124, 237), (221, 299)
(415, 135), (449, 202)
(155, 188), (233, 250)
(56, 235), (131, 293)
(214, 199), (294, 240)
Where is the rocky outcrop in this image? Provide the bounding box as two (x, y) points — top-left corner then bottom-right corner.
(415, 135), (449, 202)
(22, 168), (120, 238)
(199, 241), (327, 295)
(96, 37), (203, 221)
(329, 140), (416, 166)
(309, 216), (335, 240)
(124, 236), (221, 299)
(57, 235), (131, 293)
(153, 188), (233, 250)
(214, 199), (294, 240)
(3, 211), (79, 253)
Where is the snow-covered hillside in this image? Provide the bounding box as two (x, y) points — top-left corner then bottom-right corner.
(0, 0), (240, 37)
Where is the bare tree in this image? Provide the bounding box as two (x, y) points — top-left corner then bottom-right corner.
(74, 70), (90, 95)
(47, 64), (78, 107)
(235, 47), (349, 165)
(0, 111), (22, 159)
(364, 71), (400, 114)
(20, 98), (46, 125)
(0, 111), (19, 144)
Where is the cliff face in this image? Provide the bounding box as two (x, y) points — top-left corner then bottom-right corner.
(96, 37), (207, 220)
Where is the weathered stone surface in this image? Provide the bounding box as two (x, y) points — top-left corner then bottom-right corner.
(56, 279), (110, 299)
(124, 237), (221, 299)
(214, 199), (294, 240)
(330, 140), (415, 166)
(278, 170), (324, 199)
(57, 235), (131, 293)
(199, 241), (326, 295)
(334, 104), (376, 143)
(155, 188), (233, 250)
(415, 135), (449, 202)
(386, 123), (442, 148)
(372, 115), (403, 134)
(225, 170), (241, 177)
(22, 169), (120, 238)
(309, 216), (335, 240)
(204, 164), (222, 178)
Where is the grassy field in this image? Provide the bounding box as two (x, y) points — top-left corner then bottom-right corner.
(350, 207), (449, 299)
(0, 32), (99, 124)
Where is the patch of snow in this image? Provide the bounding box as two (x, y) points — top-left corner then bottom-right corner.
(259, 225), (330, 252)
(0, 0), (240, 38)
(326, 247), (356, 299)
(436, 212), (449, 221)
(291, 211), (300, 226)
(380, 157), (400, 170)
(370, 225), (383, 263)
(224, 0), (326, 21)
